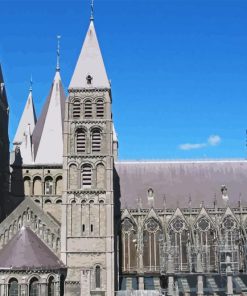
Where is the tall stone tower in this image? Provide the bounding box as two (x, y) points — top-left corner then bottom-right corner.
(0, 64), (9, 221)
(61, 16), (115, 296)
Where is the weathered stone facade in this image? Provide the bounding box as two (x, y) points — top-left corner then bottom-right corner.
(1, 9), (247, 296)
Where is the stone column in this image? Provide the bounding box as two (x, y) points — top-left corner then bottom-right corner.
(227, 274), (233, 296)
(0, 276), (6, 296)
(138, 276), (144, 290)
(80, 269), (91, 296)
(55, 274), (60, 296)
(197, 275), (203, 296)
(168, 275), (174, 296)
(40, 277), (47, 296)
(20, 277), (28, 296)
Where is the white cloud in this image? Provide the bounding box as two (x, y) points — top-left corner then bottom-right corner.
(179, 135), (221, 151)
(208, 135), (221, 146)
(179, 143), (206, 151)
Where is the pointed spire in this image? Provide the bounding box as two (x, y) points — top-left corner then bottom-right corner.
(56, 35), (61, 72)
(29, 75), (33, 92)
(13, 85), (36, 146)
(13, 83), (37, 164)
(90, 0), (94, 21)
(69, 19), (110, 89)
(32, 71), (65, 164)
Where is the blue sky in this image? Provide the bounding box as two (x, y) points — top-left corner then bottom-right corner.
(1, 0), (247, 160)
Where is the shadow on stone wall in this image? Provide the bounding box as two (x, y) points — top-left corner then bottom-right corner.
(7, 147), (24, 216)
(113, 165), (121, 291)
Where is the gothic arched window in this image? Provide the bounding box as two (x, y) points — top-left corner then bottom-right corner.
(55, 176), (63, 195)
(8, 278), (18, 296)
(29, 277), (39, 296)
(195, 216), (217, 272)
(24, 176), (31, 196)
(81, 164), (93, 188)
(91, 129), (101, 153)
(84, 100), (92, 118)
(121, 219), (137, 272)
(48, 276), (55, 296)
(76, 129), (86, 153)
(44, 176), (53, 195)
(96, 99), (104, 118)
(73, 100), (81, 118)
(220, 215), (241, 272)
(95, 265), (101, 288)
(168, 217), (189, 272)
(96, 163), (105, 189)
(143, 218), (162, 272)
(33, 176), (42, 196)
(69, 164), (77, 190)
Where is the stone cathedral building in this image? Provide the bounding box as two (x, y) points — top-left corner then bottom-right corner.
(1, 7), (247, 296)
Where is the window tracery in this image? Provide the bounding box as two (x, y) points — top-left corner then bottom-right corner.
(8, 278), (18, 296)
(194, 216), (217, 273)
(143, 218), (162, 272)
(121, 219), (137, 272)
(168, 217), (189, 272)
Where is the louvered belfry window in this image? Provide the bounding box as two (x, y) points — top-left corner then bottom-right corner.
(73, 100), (81, 118)
(82, 164), (92, 187)
(96, 99), (104, 118)
(84, 100), (92, 118)
(92, 129), (101, 153)
(76, 129), (86, 153)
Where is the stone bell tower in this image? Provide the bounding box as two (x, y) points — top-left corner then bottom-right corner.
(61, 13), (115, 296)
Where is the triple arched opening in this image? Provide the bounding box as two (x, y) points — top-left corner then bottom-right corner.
(72, 98), (105, 119)
(69, 162), (106, 190)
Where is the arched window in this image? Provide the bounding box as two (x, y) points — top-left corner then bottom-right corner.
(143, 218), (162, 272)
(8, 278), (18, 296)
(24, 176), (31, 196)
(81, 164), (93, 188)
(33, 176), (42, 196)
(167, 217), (189, 272)
(92, 129), (101, 153)
(95, 265), (101, 288)
(84, 100), (92, 118)
(121, 219), (137, 272)
(96, 99), (104, 118)
(55, 176), (63, 195)
(195, 216), (217, 272)
(73, 100), (81, 118)
(29, 277), (39, 296)
(96, 163), (105, 189)
(76, 129), (86, 153)
(48, 276), (55, 296)
(69, 164), (77, 190)
(45, 177), (53, 195)
(220, 215), (241, 273)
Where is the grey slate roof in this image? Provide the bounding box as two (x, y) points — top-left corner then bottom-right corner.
(0, 227), (64, 270)
(115, 160), (247, 209)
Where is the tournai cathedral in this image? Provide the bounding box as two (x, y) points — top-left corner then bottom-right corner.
(1, 3), (247, 296)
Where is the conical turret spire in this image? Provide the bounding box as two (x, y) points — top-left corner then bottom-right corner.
(13, 83), (37, 164)
(69, 18), (110, 89)
(32, 71), (65, 164)
(13, 86), (36, 146)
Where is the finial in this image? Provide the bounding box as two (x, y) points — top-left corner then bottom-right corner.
(29, 75), (33, 92)
(56, 35), (61, 72)
(90, 0), (94, 21)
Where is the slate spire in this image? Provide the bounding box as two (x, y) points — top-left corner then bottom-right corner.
(13, 87), (36, 146)
(13, 84), (37, 164)
(32, 70), (65, 164)
(69, 17), (110, 89)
